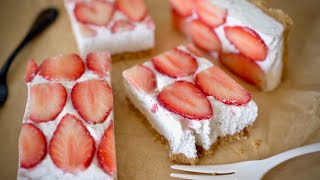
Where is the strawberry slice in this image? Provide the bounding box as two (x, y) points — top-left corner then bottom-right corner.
(111, 19), (135, 34)
(74, 0), (115, 26)
(116, 0), (147, 21)
(195, 0), (227, 28)
(72, 80), (113, 124)
(185, 43), (205, 57)
(38, 54), (85, 81)
(220, 53), (266, 89)
(24, 59), (38, 83)
(187, 20), (221, 52)
(98, 122), (117, 175)
(29, 83), (67, 123)
(152, 48), (198, 78)
(19, 123), (47, 168)
(49, 114), (95, 173)
(86, 52), (111, 77)
(196, 66), (251, 105)
(78, 23), (97, 38)
(169, 0), (195, 17)
(157, 81), (213, 120)
(224, 26), (268, 61)
(123, 64), (156, 94)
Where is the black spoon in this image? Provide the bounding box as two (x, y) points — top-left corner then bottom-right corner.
(0, 8), (59, 105)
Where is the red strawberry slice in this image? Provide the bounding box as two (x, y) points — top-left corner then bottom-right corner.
(220, 53), (266, 89)
(196, 66), (251, 105)
(224, 26), (268, 61)
(157, 81), (213, 120)
(72, 80), (113, 124)
(123, 64), (156, 93)
(185, 43), (205, 57)
(195, 0), (227, 28)
(86, 52), (111, 77)
(19, 123), (47, 168)
(169, 0), (195, 17)
(187, 20), (221, 52)
(38, 54), (85, 81)
(29, 83), (67, 123)
(116, 0), (147, 21)
(74, 0), (115, 26)
(98, 122), (117, 175)
(78, 23), (97, 37)
(49, 114), (95, 173)
(25, 59), (38, 83)
(111, 19), (135, 34)
(152, 48), (198, 78)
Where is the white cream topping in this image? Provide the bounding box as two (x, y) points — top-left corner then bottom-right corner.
(18, 70), (114, 179)
(124, 46), (258, 159)
(65, 0), (155, 57)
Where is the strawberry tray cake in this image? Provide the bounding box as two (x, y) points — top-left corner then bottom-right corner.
(17, 52), (116, 179)
(123, 44), (258, 165)
(64, 0), (155, 57)
(170, 0), (293, 91)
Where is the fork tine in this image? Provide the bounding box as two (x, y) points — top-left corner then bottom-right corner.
(171, 165), (237, 174)
(170, 173), (236, 180)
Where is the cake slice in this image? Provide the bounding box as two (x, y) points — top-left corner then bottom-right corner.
(169, 0), (293, 91)
(64, 0), (155, 57)
(18, 53), (116, 179)
(123, 45), (258, 165)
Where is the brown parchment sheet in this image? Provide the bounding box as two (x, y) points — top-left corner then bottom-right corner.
(0, 0), (319, 179)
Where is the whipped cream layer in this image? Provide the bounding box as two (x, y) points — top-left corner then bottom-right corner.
(18, 68), (114, 179)
(124, 46), (258, 159)
(65, 0), (155, 57)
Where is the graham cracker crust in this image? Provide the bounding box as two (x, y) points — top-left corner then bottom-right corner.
(126, 97), (251, 165)
(111, 49), (154, 61)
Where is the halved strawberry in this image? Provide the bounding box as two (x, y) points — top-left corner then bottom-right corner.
(196, 66), (251, 105)
(157, 81), (213, 120)
(111, 19), (135, 34)
(49, 114), (95, 173)
(74, 0), (115, 26)
(25, 59), (38, 83)
(19, 123), (47, 168)
(86, 52), (111, 77)
(185, 43), (205, 57)
(224, 26), (268, 61)
(187, 20), (221, 52)
(72, 80), (113, 124)
(29, 83), (67, 123)
(220, 53), (266, 89)
(97, 122), (117, 175)
(152, 48), (198, 78)
(38, 54), (85, 81)
(78, 23), (97, 38)
(123, 64), (156, 94)
(195, 0), (227, 28)
(169, 0), (195, 17)
(116, 0), (147, 21)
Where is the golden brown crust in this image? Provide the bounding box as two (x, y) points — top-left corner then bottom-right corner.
(111, 49), (154, 61)
(249, 0), (293, 81)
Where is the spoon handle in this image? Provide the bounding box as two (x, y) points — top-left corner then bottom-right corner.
(0, 8), (58, 77)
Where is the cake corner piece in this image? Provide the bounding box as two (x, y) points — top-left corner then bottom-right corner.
(122, 44), (258, 164)
(18, 52), (117, 179)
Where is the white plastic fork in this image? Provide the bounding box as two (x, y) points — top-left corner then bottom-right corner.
(171, 142), (320, 180)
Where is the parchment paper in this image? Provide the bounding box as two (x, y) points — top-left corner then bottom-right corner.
(0, 0), (319, 179)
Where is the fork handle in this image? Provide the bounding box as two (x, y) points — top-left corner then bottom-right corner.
(263, 142), (320, 171)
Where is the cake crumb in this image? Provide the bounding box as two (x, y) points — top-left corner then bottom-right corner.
(253, 139), (262, 148)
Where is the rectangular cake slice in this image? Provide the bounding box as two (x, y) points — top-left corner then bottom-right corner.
(64, 0), (155, 57)
(169, 0), (293, 91)
(123, 44), (258, 165)
(18, 52), (116, 179)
